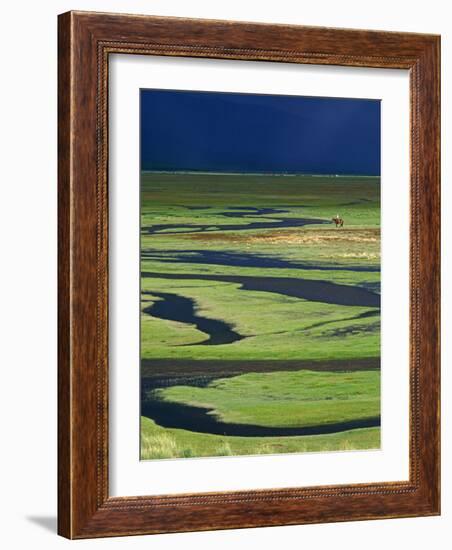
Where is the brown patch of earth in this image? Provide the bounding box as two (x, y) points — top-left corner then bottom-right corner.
(187, 227), (380, 246)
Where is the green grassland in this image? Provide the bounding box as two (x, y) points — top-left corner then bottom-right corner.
(141, 417), (380, 459)
(140, 173), (381, 459)
(154, 370), (380, 428)
(141, 282), (379, 361)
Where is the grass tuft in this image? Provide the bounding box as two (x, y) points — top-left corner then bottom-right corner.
(141, 433), (179, 459)
(216, 441), (233, 456)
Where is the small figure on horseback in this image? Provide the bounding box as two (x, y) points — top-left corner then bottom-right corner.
(332, 214), (344, 228)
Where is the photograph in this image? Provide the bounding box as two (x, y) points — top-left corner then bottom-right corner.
(0, 0), (444, 544)
(139, 89), (382, 460)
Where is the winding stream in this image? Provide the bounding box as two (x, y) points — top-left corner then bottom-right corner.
(141, 205), (380, 437)
(142, 212), (328, 235)
(141, 249), (380, 273)
(142, 272), (380, 308)
(143, 291), (242, 346)
(142, 397), (380, 437)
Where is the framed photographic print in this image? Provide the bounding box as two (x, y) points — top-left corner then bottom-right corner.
(58, 11), (440, 538)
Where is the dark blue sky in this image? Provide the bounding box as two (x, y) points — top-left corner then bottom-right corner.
(140, 89), (380, 175)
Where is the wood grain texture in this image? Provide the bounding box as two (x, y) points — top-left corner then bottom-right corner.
(58, 10), (440, 539)
(57, 10), (72, 538)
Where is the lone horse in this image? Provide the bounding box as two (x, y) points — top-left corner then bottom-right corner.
(332, 215), (344, 228)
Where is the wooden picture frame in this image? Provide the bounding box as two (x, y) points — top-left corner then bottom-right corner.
(58, 10), (440, 539)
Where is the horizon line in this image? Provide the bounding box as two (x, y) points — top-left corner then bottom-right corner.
(141, 170), (380, 178)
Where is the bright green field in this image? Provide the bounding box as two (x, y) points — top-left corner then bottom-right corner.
(141, 416), (380, 459)
(140, 173), (381, 459)
(155, 370), (380, 428)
